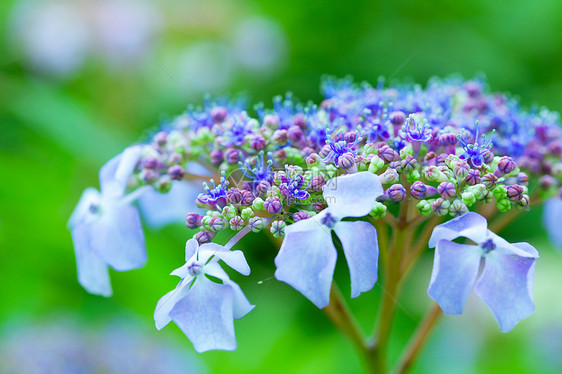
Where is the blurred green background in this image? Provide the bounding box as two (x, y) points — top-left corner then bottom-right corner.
(1, 0), (562, 373)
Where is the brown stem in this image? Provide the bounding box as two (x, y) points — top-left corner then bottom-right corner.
(394, 303), (442, 374)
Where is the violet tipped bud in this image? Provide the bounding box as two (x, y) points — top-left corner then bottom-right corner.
(264, 196), (282, 214)
(437, 181), (456, 200)
(293, 211), (311, 222)
(229, 216), (244, 231)
(495, 156), (516, 177)
(386, 184), (407, 202)
(168, 165), (185, 180)
(506, 185), (524, 202)
(270, 220), (286, 238)
(249, 217), (265, 232)
(185, 213), (203, 229)
(465, 169), (481, 185)
(195, 230), (215, 244)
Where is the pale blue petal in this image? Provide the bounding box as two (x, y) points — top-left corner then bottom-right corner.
(274, 215), (337, 308)
(334, 221), (379, 298)
(428, 212), (488, 248)
(90, 204), (147, 271)
(100, 146), (142, 198)
(428, 240), (482, 315)
(543, 197), (562, 248)
(154, 278), (193, 330)
(68, 188), (101, 228)
(489, 231), (540, 259)
(475, 251), (536, 332)
(323, 171), (383, 218)
(170, 264), (189, 278)
(185, 239), (199, 262)
(199, 243), (251, 276)
(205, 263), (254, 319)
(169, 277), (236, 352)
(138, 181), (201, 228)
(71, 223), (112, 297)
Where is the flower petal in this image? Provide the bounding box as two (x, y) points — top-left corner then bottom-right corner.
(323, 171), (383, 218)
(428, 212), (488, 248)
(137, 181), (201, 228)
(154, 278), (193, 330)
(90, 203), (147, 271)
(71, 223), (112, 297)
(333, 221), (379, 298)
(169, 277), (237, 352)
(199, 243), (251, 276)
(205, 263), (254, 319)
(428, 240), (482, 315)
(99, 146), (142, 197)
(185, 239), (199, 262)
(274, 216), (337, 308)
(474, 251), (536, 332)
(543, 197), (562, 248)
(68, 188), (101, 228)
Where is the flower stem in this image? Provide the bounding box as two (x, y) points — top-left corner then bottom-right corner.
(393, 303), (442, 374)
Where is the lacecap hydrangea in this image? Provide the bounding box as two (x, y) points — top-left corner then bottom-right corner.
(69, 76), (561, 361)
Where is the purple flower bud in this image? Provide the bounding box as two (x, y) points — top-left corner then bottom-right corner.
(517, 172), (529, 186)
(264, 114), (280, 128)
(256, 180), (271, 195)
(264, 196), (282, 214)
(210, 106), (228, 123)
(273, 149), (287, 163)
(481, 173), (498, 187)
(168, 153), (183, 165)
(343, 131), (357, 143)
(424, 151), (437, 164)
(154, 131), (167, 146)
(401, 155), (418, 173)
(437, 181), (456, 199)
(319, 145), (331, 158)
(288, 126), (304, 142)
(410, 181), (427, 199)
(210, 149), (224, 165)
(539, 175), (557, 190)
(518, 194), (530, 209)
(454, 161), (470, 180)
(143, 156), (162, 169)
(337, 152), (356, 169)
(378, 145), (398, 163)
(436, 154), (448, 167)
(240, 190), (254, 206)
(229, 216), (244, 231)
(293, 211), (311, 222)
(168, 165), (185, 180)
(548, 140), (562, 156)
(195, 230), (215, 245)
(389, 161), (403, 173)
(482, 150), (494, 164)
(465, 169), (481, 185)
(226, 188), (242, 204)
(389, 111), (406, 125)
(185, 213), (203, 229)
(225, 148), (240, 164)
(464, 80), (482, 97)
(140, 169), (159, 184)
(209, 216), (227, 232)
(250, 135), (266, 151)
(437, 133), (457, 146)
(272, 129), (288, 144)
(293, 113), (308, 129)
(506, 185), (524, 202)
(432, 198), (450, 215)
(386, 184), (407, 202)
(495, 156), (516, 177)
(313, 201), (327, 212)
(310, 175), (326, 191)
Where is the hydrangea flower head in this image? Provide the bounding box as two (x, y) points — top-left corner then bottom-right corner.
(428, 212), (538, 332)
(154, 239), (254, 352)
(274, 171), (383, 308)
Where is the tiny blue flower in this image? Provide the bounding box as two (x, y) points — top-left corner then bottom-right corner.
(457, 122), (494, 168)
(154, 239), (254, 352)
(427, 212), (539, 332)
(68, 146), (148, 297)
(274, 171), (383, 308)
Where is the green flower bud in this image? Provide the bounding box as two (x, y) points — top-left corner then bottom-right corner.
(369, 201), (388, 219)
(252, 197), (265, 211)
(249, 216), (265, 232)
(221, 205), (238, 220)
(364, 143), (378, 155)
(241, 208), (255, 221)
(270, 220), (286, 238)
(496, 198), (511, 213)
(406, 170), (421, 184)
(368, 155), (385, 174)
(399, 144), (414, 158)
(461, 191), (476, 207)
(493, 185), (507, 201)
(417, 200), (432, 216)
